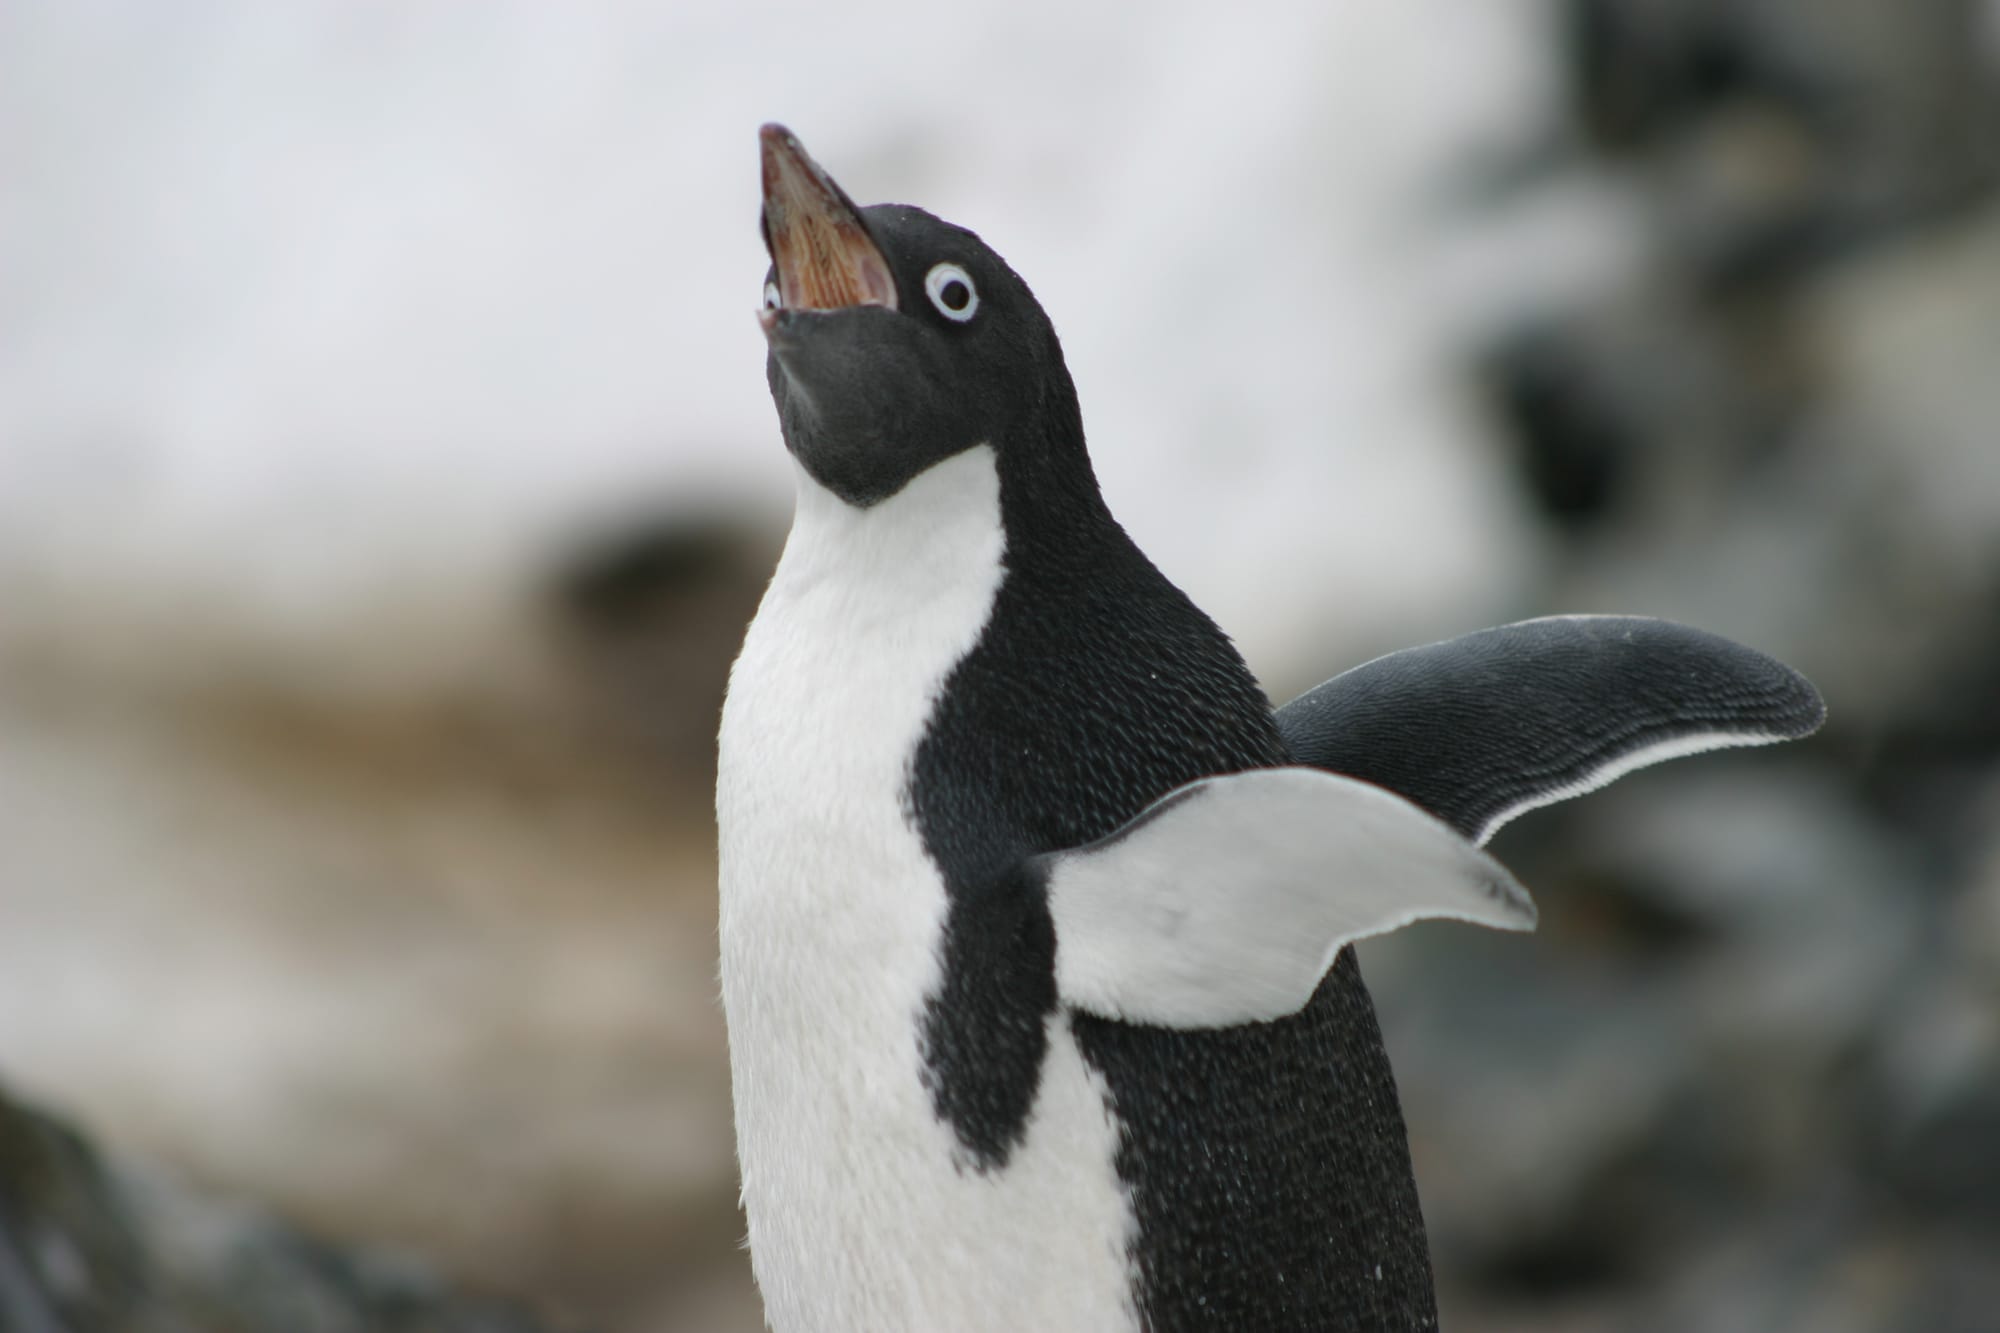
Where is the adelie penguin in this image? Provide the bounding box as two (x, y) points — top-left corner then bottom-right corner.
(716, 125), (1825, 1332)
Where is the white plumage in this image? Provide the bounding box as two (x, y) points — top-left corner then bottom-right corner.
(716, 447), (1141, 1333)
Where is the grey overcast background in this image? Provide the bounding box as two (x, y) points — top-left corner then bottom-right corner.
(4, 2), (1999, 1331)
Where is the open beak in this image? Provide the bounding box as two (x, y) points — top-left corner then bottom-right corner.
(759, 124), (898, 333)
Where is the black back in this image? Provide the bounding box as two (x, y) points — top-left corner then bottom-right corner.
(903, 372), (1439, 1329)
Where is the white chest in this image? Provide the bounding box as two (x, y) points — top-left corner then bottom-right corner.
(715, 449), (1138, 1332)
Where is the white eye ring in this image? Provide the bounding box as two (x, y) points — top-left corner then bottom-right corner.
(924, 263), (978, 322)
(762, 279), (782, 311)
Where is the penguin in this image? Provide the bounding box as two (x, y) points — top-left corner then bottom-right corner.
(716, 124), (1824, 1332)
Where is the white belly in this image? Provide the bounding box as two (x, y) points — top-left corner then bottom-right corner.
(716, 448), (1138, 1332)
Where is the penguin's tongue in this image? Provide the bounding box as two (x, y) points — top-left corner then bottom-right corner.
(760, 124), (898, 314)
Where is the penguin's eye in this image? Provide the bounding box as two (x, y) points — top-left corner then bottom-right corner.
(762, 280), (782, 311)
(924, 263), (978, 322)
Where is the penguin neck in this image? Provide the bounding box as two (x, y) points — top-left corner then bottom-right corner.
(984, 399), (1133, 579)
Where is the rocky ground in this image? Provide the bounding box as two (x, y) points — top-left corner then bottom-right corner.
(0, 671), (762, 1331)
(3, 2), (1997, 1330)
(0, 1082), (551, 1333)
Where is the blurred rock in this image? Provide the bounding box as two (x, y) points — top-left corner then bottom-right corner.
(0, 1083), (554, 1332)
(550, 515), (782, 781)
(1562, 0), (2000, 287)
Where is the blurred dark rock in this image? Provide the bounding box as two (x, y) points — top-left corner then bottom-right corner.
(0, 1083), (558, 1333)
(1483, 325), (1637, 533)
(1562, 0), (2000, 288)
(549, 515), (781, 782)
(1480, 296), (1769, 536)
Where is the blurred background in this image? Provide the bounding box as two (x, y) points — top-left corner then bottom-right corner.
(2, 1), (1997, 1329)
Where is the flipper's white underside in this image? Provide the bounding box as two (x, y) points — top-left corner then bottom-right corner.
(1045, 767), (1537, 1029)
(1472, 725), (1788, 845)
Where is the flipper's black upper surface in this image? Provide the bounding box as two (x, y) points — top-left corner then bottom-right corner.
(1276, 616), (1826, 844)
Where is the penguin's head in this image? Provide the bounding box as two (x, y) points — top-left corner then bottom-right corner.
(757, 124), (1087, 508)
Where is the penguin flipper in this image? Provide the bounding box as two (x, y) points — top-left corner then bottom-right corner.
(1275, 616), (1826, 846)
(1039, 767), (1536, 1028)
